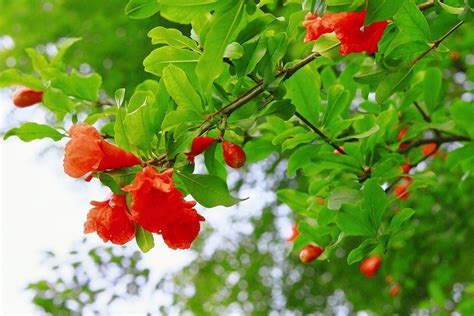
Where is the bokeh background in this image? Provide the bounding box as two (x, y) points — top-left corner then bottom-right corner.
(1, 0), (474, 315)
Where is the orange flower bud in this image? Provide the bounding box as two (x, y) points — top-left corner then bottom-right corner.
(360, 255), (382, 278)
(12, 88), (43, 107)
(299, 245), (324, 263)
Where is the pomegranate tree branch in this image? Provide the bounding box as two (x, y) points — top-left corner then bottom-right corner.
(412, 21), (464, 65)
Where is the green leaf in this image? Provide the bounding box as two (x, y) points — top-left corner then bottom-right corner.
(353, 64), (386, 84)
(51, 37), (82, 66)
(96, 168), (139, 194)
(324, 84), (349, 126)
(114, 107), (131, 151)
(51, 70), (102, 101)
(0, 69), (44, 90)
(311, 33), (341, 59)
(449, 100), (474, 139)
(287, 144), (318, 176)
(277, 189), (309, 213)
(147, 26), (197, 49)
(338, 125), (380, 141)
(4, 122), (65, 142)
(388, 208), (415, 233)
(123, 105), (155, 154)
(375, 67), (413, 104)
(371, 158), (403, 180)
(365, 0), (407, 25)
(135, 224), (155, 253)
(327, 188), (361, 211)
(161, 110), (202, 132)
(285, 64), (321, 126)
(125, 0), (160, 19)
(224, 42), (244, 59)
(176, 171), (243, 208)
(204, 142), (227, 179)
(298, 222), (335, 248)
(25, 48), (50, 75)
(423, 67), (442, 112)
(160, 0), (224, 23)
(394, 0), (431, 42)
(336, 204), (376, 237)
(436, 1), (464, 15)
(42, 87), (74, 121)
(234, 36), (267, 78)
(115, 88), (126, 107)
(97, 173), (123, 195)
(361, 179), (388, 229)
(195, 2), (245, 91)
(347, 239), (378, 265)
(162, 65), (202, 111)
(144, 46), (200, 77)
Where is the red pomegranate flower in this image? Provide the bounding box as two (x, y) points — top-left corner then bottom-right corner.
(122, 166), (205, 249)
(84, 194), (135, 245)
(303, 11), (389, 55)
(185, 136), (216, 163)
(162, 208), (205, 250)
(63, 123), (141, 178)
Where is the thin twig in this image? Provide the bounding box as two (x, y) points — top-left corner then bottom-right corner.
(413, 101), (431, 122)
(294, 111), (346, 155)
(411, 21), (464, 65)
(417, 1), (434, 10)
(400, 135), (470, 153)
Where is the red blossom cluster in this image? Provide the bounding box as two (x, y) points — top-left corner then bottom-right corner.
(303, 10), (389, 55)
(63, 123), (205, 249)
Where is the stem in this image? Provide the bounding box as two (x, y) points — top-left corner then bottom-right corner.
(386, 135), (469, 193)
(216, 52), (321, 116)
(400, 135), (470, 153)
(294, 111), (347, 155)
(413, 101), (431, 123)
(411, 21), (464, 65)
(417, 1), (434, 10)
